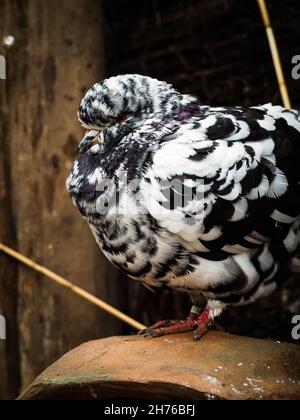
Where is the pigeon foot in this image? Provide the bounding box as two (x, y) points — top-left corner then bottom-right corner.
(139, 307), (214, 341)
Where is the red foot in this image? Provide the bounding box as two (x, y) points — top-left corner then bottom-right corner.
(139, 307), (213, 341)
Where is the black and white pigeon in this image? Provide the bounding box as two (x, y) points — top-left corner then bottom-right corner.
(67, 74), (300, 340)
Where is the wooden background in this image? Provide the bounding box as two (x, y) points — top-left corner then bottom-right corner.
(0, 0), (125, 399)
(0, 0), (300, 400)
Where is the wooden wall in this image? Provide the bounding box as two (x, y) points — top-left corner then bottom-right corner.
(0, 0), (123, 399)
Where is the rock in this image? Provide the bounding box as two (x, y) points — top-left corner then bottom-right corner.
(19, 332), (300, 400)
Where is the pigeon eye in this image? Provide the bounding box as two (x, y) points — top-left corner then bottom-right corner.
(116, 114), (128, 124)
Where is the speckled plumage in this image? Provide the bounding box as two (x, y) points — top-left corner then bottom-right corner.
(67, 74), (300, 332)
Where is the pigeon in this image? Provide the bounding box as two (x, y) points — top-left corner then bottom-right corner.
(67, 74), (300, 340)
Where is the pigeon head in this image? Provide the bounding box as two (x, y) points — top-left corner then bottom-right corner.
(78, 74), (182, 130)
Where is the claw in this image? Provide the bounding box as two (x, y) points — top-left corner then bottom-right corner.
(144, 329), (165, 338)
(193, 323), (209, 341)
(138, 319), (182, 337)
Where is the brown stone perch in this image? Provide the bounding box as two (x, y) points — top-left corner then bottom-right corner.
(19, 332), (300, 400)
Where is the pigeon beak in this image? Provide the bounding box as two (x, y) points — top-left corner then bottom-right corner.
(89, 131), (104, 154)
(78, 130), (104, 155)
